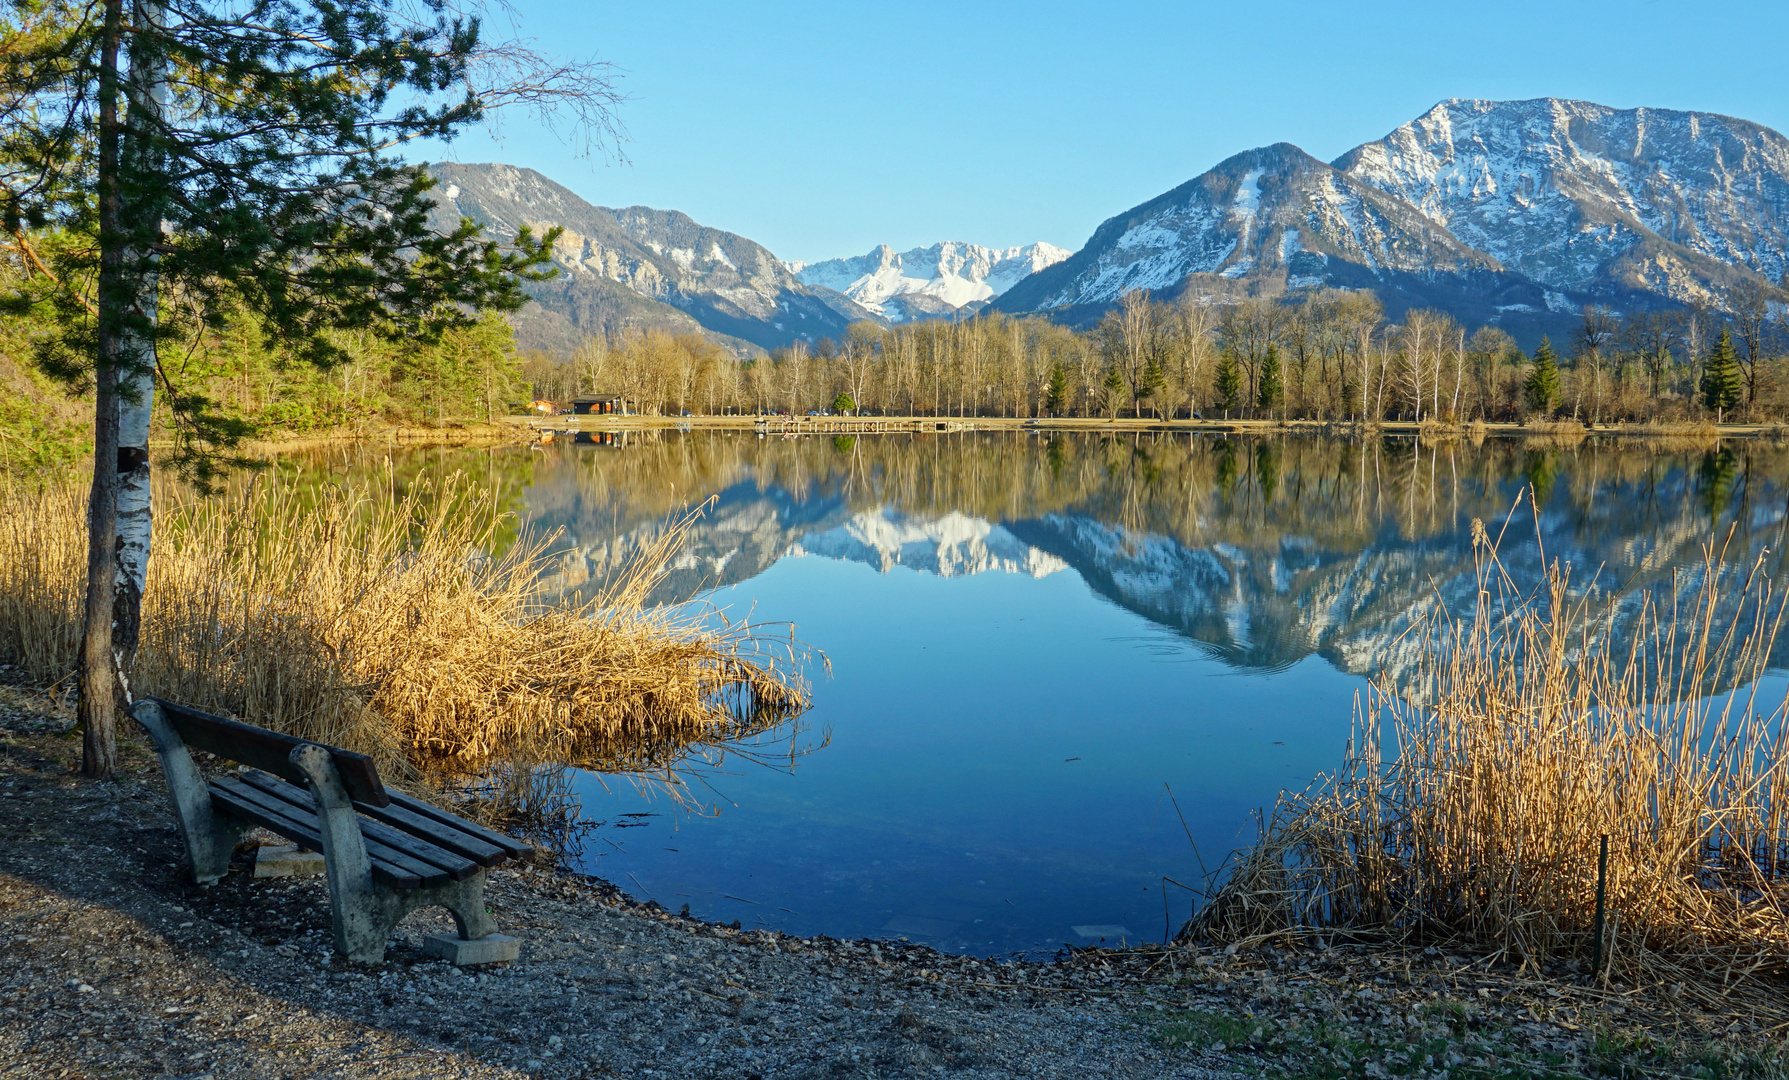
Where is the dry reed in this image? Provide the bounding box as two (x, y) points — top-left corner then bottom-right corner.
(1522, 417), (1589, 447)
(1190, 499), (1789, 993)
(1416, 418), (1466, 445)
(0, 469), (810, 800)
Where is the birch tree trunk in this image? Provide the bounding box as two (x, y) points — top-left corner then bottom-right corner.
(80, 0), (163, 778)
(116, 1), (166, 677)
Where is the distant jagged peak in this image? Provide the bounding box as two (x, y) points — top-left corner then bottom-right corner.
(791, 240), (1071, 321)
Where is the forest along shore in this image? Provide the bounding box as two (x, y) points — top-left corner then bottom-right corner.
(4, 685), (1783, 1080)
(508, 413), (1787, 440)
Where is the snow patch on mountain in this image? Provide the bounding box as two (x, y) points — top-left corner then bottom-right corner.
(791, 242), (1070, 321)
(1335, 97), (1789, 302)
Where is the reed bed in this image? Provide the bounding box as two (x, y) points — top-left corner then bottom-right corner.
(0, 469), (810, 804)
(1521, 417), (1590, 447)
(1190, 505), (1789, 993)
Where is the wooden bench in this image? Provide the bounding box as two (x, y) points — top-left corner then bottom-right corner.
(129, 697), (530, 965)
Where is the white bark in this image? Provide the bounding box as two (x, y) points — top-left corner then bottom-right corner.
(113, 0), (167, 679)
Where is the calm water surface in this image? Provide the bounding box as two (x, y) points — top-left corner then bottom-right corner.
(332, 432), (1789, 956)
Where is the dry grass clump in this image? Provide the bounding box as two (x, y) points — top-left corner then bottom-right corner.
(1618, 419), (1722, 452)
(0, 470), (810, 793)
(1190, 503), (1789, 994)
(1521, 417), (1588, 447)
(1416, 418), (1466, 445)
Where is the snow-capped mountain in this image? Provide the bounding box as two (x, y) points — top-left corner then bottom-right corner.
(995, 143), (1554, 331)
(996, 98), (1789, 337)
(427, 163), (874, 356)
(1335, 98), (1789, 307)
(792, 242), (1070, 322)
(792, 509), (1067, 578)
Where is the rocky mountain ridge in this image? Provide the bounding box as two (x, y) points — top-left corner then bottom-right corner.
(791, 241), (1071, 323)
(996, 98), (1789, 339)
(1336, 98), (1789, 307)
(426, 163), (876, 356)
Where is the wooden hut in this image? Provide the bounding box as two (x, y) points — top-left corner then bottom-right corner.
(570, 395), (622, 415)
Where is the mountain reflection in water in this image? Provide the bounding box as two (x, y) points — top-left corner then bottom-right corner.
(526, 432), (1789, 683)
(296, 432), (1789, 955)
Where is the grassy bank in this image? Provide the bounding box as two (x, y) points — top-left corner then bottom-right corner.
(1192, 500), (1789, 1008)
(0, 467), (809, 812)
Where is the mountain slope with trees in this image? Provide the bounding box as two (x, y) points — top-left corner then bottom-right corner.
(428, 163), (876, 356)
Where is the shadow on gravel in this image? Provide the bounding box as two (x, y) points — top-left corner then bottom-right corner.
(0, 725), (539, 1079)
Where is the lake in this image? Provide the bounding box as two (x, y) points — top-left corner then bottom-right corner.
(301, 430), (1789, 957)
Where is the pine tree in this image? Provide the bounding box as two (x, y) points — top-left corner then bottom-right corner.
(1215, 348), (1242, 416)
(1101, 365), (1126, 419)
(832, 392), (855, 415)
(4, 0), (617, 776)
(1139, 357), (1166, 418)
(1257, 343), (1283, 413)
(1700, 329), (1743, 420)
(1524, 338), (1562, 416)
(1044, 362), (1069, 416)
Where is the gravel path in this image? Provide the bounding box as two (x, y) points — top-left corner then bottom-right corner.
(4, 683), (1780, 1080)
(0, 692), (1239, 1080)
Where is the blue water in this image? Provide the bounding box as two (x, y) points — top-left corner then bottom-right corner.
(420, 431), (1789, 957)
(569, 557), (1361, 954)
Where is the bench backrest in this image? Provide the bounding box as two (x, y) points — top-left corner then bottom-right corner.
(145, 696), (390, 807)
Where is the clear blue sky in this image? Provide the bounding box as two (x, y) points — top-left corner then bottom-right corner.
(429, 0), (1789, 265)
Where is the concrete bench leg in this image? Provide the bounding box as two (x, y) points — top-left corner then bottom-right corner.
(419, 873), (518, 965)
(291, 743), (517, 965)
(130, 700), (252, 884)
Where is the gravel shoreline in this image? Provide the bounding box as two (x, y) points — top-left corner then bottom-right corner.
(3, 684), (1783, 1079)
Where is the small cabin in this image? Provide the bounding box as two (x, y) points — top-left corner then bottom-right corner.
(570, 395), (622, 415)
(528, 399), (556, 415)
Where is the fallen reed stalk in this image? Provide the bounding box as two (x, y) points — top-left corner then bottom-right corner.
(1190, 500), (1789, 991)
(0, 468), (810, 805)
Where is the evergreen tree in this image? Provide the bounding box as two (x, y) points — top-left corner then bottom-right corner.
(1139, 357), (1166, 418)
(1257, 343), (1283, 413)
(1044, 362), (1069, 416)
(1100, 365), (1126, 419)
(832, 392), (855, 415)
(4, 0), (617, 776)
(1700, 329), (1743, 420)
(1524, 338), (1562, 416)
(1215, 347), (1242, 416)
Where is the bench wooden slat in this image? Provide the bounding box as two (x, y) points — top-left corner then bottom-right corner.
(213, 777), (453, 889)
(237, 772), (481, 882)
(208, 780), (421, 890)
(378, 789), (534, 859)
(149, 697), (389, 807)
(350, 799), (511, 868)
